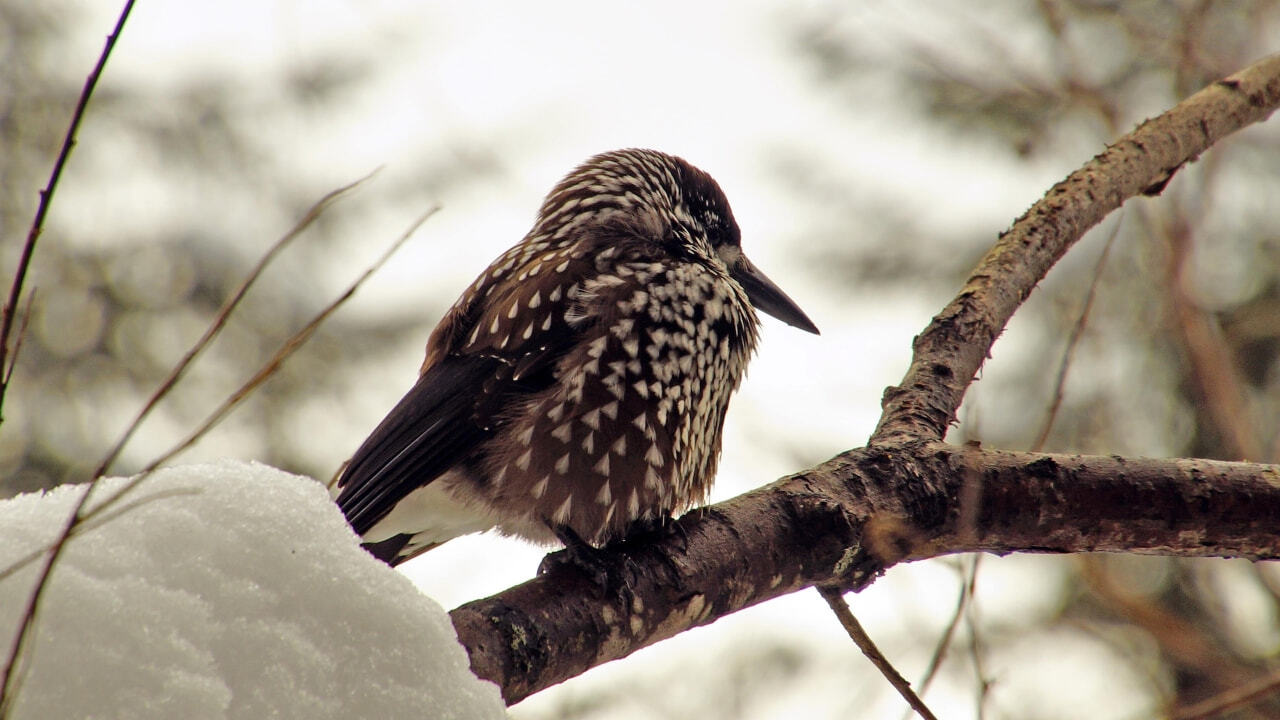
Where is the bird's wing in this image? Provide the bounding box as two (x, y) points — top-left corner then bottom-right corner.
(334, 241), (615, 537)
(335, 356), (502, 535)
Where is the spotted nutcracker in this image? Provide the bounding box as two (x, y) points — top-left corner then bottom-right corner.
(334, 148), (819, 566)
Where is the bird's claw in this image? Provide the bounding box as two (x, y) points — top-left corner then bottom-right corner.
(541, 527), (634, 603)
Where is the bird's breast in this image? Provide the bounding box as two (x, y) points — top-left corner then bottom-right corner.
(454, 256), (759, 547)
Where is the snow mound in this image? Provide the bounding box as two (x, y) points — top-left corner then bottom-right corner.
(0, 459), (505, 719)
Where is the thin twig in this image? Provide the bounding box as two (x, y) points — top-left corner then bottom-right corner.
(0, 3), (137, 713)
(904, 465), (984, 719)
(63, 203), (439, 537)
(92, 169), (379, 479)
(1031, 215), (1123, 452)
(137, 204), (438, 474)
(1159, 204), (1262, 460)
(965, 562), (992, 720)
(0, 194), (430, 719)
(2, 290), (36, 388)
(1170, 666), (1280, 720)
(0, 476), (97, 718)
(903, 556), (981, 720)
(818, 586), (939, 720)
(0, 0), (136, 426)
(0, 487), (200, 585)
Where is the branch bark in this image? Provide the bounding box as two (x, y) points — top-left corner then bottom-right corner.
(453, 446), (1280, 703)
(873, 52), (1280, 445)
(450, 53), (1280, 705)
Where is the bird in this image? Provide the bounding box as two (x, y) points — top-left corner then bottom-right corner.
(333, 148), (819, 567)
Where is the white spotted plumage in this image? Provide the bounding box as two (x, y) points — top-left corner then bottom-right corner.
(335, 149), (817, 566)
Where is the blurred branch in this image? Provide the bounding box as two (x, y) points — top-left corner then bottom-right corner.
(1159, 207), (1263, 460)
(907, 555), (980, 720)
(1078, 557), (1265, 714)
(1172, 666), (1280, 720)
(93, 169), (378, 479)
(1031, 216), (1122, 451)
(964, 557), (992, 720)
(449, 53), (1280, 705)
(872, 52), (1280, 445)
(136, 204), (438, 473)
(0, 0), (135, 430)
(0, 192), (432, 718)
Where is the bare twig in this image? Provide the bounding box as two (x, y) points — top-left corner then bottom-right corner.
(964, 560), (992, 720)
(1159, 206), (1261, 460)
(0, 195), (431, 719)
(1031, 215), (1123, 451)
(61, 202), (439, 538)
(818, 586), (939, 720)
(92, 169), (378, 479)
(0, 487), (200, 585)
(903, 556), (981, 720)
(0, 3), (137, 713)
(0, 477), (97, 718)
(0, 0), (136, 427)
(2, 291), (36, 388)
(137, 204), (438, 474)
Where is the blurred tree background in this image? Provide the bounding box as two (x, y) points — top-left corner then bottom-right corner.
(779, 3), (1280, 719)
(0, 1), (514, 493)
(3, 1), (1280, 718)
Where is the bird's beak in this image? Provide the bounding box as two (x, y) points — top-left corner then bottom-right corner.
(730, 254), (820, 335)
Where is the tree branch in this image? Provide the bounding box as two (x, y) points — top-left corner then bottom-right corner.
(818, 585), (939, 720)
(872, 52), (1280, 445)
(445, 52), (1280, 705)
(453, 444), (1280, 703)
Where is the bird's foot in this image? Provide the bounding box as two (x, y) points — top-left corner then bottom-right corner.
(539, 526), (632, 601)
(616, 513), (685, 553)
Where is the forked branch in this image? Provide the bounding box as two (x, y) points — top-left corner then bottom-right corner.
(449, 53), (1280, 705)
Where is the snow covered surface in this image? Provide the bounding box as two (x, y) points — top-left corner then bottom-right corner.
(0, 459), (505, 719)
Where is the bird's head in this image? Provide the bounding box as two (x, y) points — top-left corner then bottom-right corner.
(533, 148), (819, 335)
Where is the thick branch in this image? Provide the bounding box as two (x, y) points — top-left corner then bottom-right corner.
(872, 53), (1280, 444)
(452, 444), (1280, 703)
(449, 53), (1280, 706)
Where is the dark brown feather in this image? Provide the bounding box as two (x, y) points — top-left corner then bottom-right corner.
(334, 149), (816, 565)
